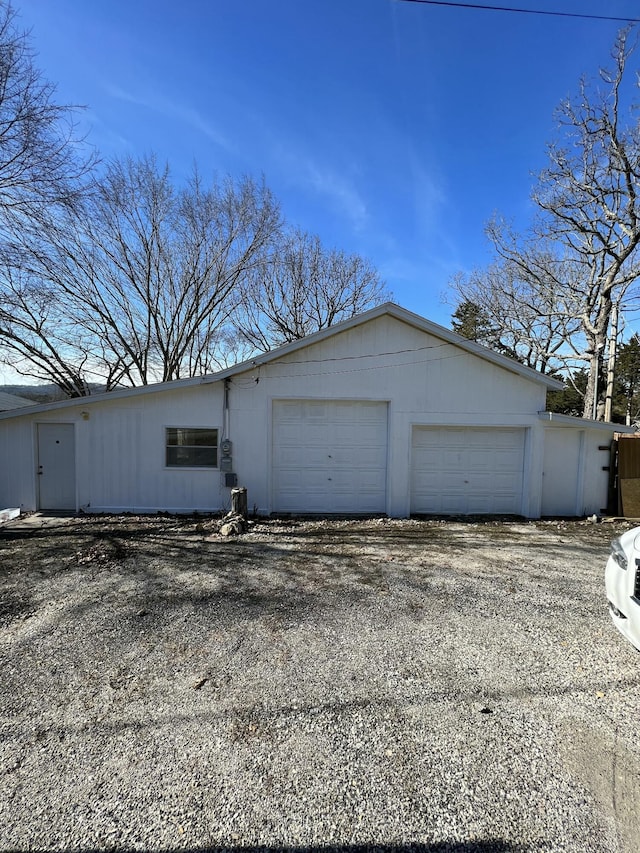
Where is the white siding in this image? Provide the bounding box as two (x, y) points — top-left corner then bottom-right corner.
(541, 429), (583, 516)
(411, 426), (526, 515)
(541, 425), (612, 517)
(89, 408), (143, 510)
(0, 385), (226, 514)
(1, 312), (615, 519)
(82, 389), (225, 513)
(272, 400), (388, 513)
(0, 418), (37, 510)
(228, 315), (548, 516)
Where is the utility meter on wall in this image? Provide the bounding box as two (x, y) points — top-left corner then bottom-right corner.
(220, 439), (232, 455)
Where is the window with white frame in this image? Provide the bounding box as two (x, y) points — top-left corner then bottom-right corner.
(165, 427), (218, 468)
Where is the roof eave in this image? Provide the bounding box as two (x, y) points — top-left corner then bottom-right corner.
(538, 411), (636, 432)
(0, 302), (564, 420)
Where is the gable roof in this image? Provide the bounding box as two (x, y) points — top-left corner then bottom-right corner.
(0, 391), (36, 411)
(231, 302), (565, 388)
(0, 302), (563, 420)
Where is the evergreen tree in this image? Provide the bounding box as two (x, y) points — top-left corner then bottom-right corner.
(451, 301), (495, 343)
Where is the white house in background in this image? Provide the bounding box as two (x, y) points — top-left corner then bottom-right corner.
(0, 303), (630, 518)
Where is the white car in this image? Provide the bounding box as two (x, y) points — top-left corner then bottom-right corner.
(606, 527), (640, 652)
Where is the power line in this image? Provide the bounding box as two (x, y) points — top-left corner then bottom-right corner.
(237, 349), (547, 383)
(264, 341), (451, 367)
(397, 0), (640, 24)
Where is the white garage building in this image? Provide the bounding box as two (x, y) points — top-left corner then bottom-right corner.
(0, 303), (627, 518)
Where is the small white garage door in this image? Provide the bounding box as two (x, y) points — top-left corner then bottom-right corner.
(272, 400), (388, 513)
(411, 426), (526, 515)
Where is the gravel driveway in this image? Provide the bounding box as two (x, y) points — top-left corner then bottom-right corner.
(1, 514), (639, 853)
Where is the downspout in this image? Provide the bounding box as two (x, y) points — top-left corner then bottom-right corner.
(220, 378), (235, 491)
(223, 378), (230, 440)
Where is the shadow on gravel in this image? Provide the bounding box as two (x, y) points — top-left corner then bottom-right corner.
(0, 513), (621, 562)
(7, 670), (639, 742)
(0, 587), (36, 625)
(0, 514), (625, 659)
(24, 842), (529, 853)
(0, 513), (623, 636)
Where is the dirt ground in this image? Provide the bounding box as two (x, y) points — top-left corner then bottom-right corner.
(1, 513), (639, 852)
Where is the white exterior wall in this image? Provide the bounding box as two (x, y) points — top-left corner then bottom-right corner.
(581, 431), (614, 516)
(226, 315), (548, 517)
(1, 313), (620, 519)
(0, 384), (226, 514)
(541, 424), (613, 517)
(0, 415), (38, 510)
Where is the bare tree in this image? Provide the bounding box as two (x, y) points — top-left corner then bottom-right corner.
(449, 244), (583, 375)
(235, 228), (390, 351)
(0, 2), (94, 228)
(0, 263), (96, 394)
(532, 27), (640, 418)
(614, 334), (640, 424)
(455, 223), (589, 366)
(0, 1), (97, 387)
(449, 27), (640, 419)
(3, 156), (281, 392)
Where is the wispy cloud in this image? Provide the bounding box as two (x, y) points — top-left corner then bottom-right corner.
(404, 145), (447, 233)
(269, 136), (369, 231)
(104, 84), (232, 151)
(302, 159), (368, 230)
(379, 255), (426, 284)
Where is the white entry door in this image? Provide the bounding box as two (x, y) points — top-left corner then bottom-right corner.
(37, 423), (76, 510)
(272, 400), (388, 513)
(541, 429), (582, 516)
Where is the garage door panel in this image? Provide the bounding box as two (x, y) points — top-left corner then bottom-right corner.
(334, 423), (382, 442)
(288, 423), (327, 444)
(467, 495), (490, 513)
(274, 447), (385, 470)
(273, 400), (388, 513)
(441, 494), (464, 513)
(443, 450), (464, 466)
(332, 447), (385, 466)
(353, 470), (387, 492)
(411, 426), (525, 515)
(493, 496), (519, 513)
(467, 452), (492, 471)
(412, 449), (440, 468)
(496, 450), (522, 468)
(494, 471), (521, 487)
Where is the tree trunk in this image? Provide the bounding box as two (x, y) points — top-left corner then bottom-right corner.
(231, 487), (248, 519)
(583, 350), (600, 420)
(604, 302), (619, 423)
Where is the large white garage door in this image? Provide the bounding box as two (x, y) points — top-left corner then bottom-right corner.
(272, 400), (388, 513)
(411, 426), (526, 515)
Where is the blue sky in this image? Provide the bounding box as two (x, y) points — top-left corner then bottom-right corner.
(14, 0), (640, 329)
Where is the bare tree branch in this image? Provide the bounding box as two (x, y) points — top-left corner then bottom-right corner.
(449, 26), (640, 419)
(6, 157), (282, 390)
(235, 228), (390, 351)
